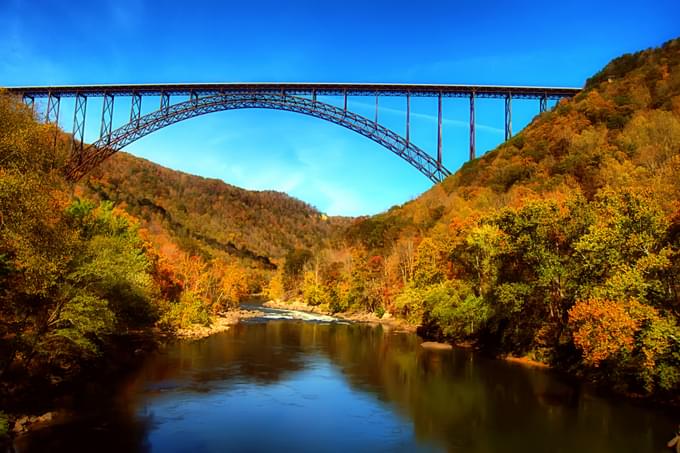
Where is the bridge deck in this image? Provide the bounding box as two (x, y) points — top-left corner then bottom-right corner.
(5, 82), (581, 99)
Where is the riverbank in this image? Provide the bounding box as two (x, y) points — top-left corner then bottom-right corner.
(1, 306), (270, 445)
(262, 301), (557, 369)
(174, 308), (266, 340)
(10, 313), (678, 453)
(262, 299), (416, 333)
(502, 355), (551, 368)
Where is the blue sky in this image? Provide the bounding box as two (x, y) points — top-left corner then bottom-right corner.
(1, 0), (679, 215)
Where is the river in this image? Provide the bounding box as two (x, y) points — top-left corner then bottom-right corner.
(12, 306), (678, 452)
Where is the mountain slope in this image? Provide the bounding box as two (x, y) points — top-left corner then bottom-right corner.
(286, 38), (680, 401)
(77, 152), (347, 267)
(386, 38), (680, 234)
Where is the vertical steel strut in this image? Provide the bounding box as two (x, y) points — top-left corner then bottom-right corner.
(504, 93), (512, 140)
(374, 94), (379, 125)
(160, 92), (170, 112)
(100, 93), (114, 144)
(130, 92), (142, 126)
(22, 95), (35, 114)
(46, 91), (60, 124)
(343, 90), (347, 113)
(540, 94), (547, 113)
(405, 93), (410, 145)
(71, 93), (87, 157)
(470, 92), (476, 160)
(46, 92), (61, 150)
(437, 92), (442, 165)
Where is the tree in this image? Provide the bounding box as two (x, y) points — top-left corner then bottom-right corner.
(568, 298), (638, 367)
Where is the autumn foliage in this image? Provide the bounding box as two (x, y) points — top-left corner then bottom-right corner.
(277, 38), (680, 400)
(568, 298), (638, 367)
(1, 37), (680, 405)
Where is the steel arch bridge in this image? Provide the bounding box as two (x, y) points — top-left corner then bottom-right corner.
(5, 83), (581, 183)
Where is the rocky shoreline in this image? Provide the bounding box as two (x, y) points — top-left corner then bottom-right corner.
(261, 299), (416, 333)
(173, 308), (266, 340)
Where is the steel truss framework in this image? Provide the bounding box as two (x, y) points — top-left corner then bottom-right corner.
(64, 93), (451, 183)
(8, 82), (580, 99)
(6, 82), (581, 183)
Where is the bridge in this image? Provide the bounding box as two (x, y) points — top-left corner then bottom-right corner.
(4, 83), (581, 183)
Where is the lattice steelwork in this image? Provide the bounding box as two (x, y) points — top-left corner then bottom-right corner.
(8, 82), (580, 99)
(71, 93), (87, 157)
(100, 93), (114, 144)
(23, 95), (35, 114)
(160, 92), (170, 112)
(65, 93), (451, 183)
(45, 92), (60, 124)
(130, 92), (142, 126)
(6, 82), (581, 183)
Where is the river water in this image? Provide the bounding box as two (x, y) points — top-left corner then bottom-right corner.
(13, 307), (678, 452)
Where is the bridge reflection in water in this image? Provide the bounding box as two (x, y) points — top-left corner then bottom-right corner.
(5, 82), (580, 183)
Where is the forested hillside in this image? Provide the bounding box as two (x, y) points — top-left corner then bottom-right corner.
(281, 38), (680, 400)
(78, 152), (342, 265)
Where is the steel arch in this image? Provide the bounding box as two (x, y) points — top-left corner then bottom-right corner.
(65, 93), (452, 183)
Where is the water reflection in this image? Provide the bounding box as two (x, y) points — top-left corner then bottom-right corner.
(14, 318), (678, 453)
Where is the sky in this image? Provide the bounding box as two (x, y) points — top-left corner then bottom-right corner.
(1, 0), (679, 216)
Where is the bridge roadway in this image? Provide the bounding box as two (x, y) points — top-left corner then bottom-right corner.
(5, 82), (580, 99)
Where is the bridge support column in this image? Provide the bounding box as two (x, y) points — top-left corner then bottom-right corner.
(374, 94), (379, 125)
(504, 93), (512, 141)
(470, 92), (476, 160)
(22, 95), (35, 114)
(46, 92), (61, 150)
(343, 90), (347, 114)
(437, 92), (442, 165)
(71, 93), (87, 158)
(100, 93), (114, 144)
(160, 92), (170, 112)
(540, 94), (547, 113)
(405, 93), (410, 145)
(190, 91), (199, 104)
(46, 92), (60, 124)
(130, 92), (142, 126)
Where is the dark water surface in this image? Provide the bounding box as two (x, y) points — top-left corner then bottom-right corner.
(13, 311), (678, 452)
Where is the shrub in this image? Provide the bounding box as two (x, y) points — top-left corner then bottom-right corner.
(0, 412), (8, 440)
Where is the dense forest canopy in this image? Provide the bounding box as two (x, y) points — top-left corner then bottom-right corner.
(79, 152), (346, 263)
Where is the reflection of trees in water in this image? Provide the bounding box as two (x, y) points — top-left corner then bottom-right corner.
(256, 322), (665, 453)
(138, 320), (676, 452)
(13, 403), (153, 453)
(137, 321), (313, 387)
(18, 321), (674, 452)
